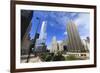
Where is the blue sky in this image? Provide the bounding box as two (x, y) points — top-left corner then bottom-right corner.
(29, 10), (90, 48)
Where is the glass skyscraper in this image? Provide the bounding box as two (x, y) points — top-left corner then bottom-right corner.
(35, 21), (47, 52)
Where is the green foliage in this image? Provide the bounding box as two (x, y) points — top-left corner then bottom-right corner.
(53, 51), (65, 61)
(66, 55), (78, 60)
(40, 52), (80, 61)
(40, 53), (48, 60)
(40, 51), (65, 61)
(45, 54), (52, 61)
(53, 54), (65, 61)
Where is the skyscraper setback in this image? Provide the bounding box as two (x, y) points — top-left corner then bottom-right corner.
(67, 21), (85, 52)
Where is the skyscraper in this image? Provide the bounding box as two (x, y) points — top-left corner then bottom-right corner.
(39, 21), (47, 43)
(35, 21), (47, 52)
(67, 20), (85, 53)
(21, 10), (33, 55)
(81, 39), (89, 52)
(50, 36), (58, 53)
(57, 41), (64, 52)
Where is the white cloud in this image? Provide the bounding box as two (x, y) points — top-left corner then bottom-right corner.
(73, 13), (90, 38)
(64, 31), (67, 35)
(74, 13), (90, 27)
